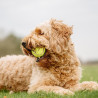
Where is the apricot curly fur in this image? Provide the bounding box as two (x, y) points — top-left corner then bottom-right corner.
(0, 19), (98, 95)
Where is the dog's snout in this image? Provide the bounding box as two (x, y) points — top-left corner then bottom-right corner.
(22, 42), (26, 48)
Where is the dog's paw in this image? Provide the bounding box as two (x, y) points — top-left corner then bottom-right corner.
(28, 90), (35, 94)
(80, 81), (98, 91)
(54, 89), (74, 95)
(9, 91), (14, 94)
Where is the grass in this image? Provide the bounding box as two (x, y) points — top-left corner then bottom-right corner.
(0, 65), (98, 98)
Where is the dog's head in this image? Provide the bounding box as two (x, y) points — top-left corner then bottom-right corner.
(21, 19), (73, 67)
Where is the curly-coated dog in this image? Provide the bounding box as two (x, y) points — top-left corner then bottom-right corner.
(0, 19), (98, 95)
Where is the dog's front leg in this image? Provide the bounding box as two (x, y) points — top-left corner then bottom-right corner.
(28, 85), (74, 95)
(78, 81), (98, 91)
(70, 81), (98, 92)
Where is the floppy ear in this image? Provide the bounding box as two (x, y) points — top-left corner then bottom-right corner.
(49, 19), (73, 54)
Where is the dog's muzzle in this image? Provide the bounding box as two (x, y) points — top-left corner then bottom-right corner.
(21, 42), (45, 62)
(22, 42), (26, 48)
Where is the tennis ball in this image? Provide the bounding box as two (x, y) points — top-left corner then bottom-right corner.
(31, 47), (46, 58)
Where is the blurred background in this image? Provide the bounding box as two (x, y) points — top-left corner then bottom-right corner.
(0, 0), (98, 65)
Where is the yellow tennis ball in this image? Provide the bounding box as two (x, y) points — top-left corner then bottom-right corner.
(31, 47), (46, 58)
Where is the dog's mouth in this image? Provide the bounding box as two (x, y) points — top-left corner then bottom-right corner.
(22, 45), (47, 62)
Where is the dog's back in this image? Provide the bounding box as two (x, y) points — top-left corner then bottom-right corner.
(0, 55), (34, 91)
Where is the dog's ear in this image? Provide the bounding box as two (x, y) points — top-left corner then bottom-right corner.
(49, 19), (73, 54)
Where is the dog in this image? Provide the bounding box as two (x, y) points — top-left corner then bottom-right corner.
(0, 19), (98, 95)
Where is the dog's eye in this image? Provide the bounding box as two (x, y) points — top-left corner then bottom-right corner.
(35, 28), (44, 35)
(38, 32), (44, 35)
(40, 32), (44, 35)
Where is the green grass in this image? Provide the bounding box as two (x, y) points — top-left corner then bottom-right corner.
(0, 65), (98, 98)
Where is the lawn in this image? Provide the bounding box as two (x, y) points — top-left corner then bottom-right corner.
(0, 65), (98, 98)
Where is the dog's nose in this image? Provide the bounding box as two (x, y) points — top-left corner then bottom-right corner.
(22, 42), (26, 48)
